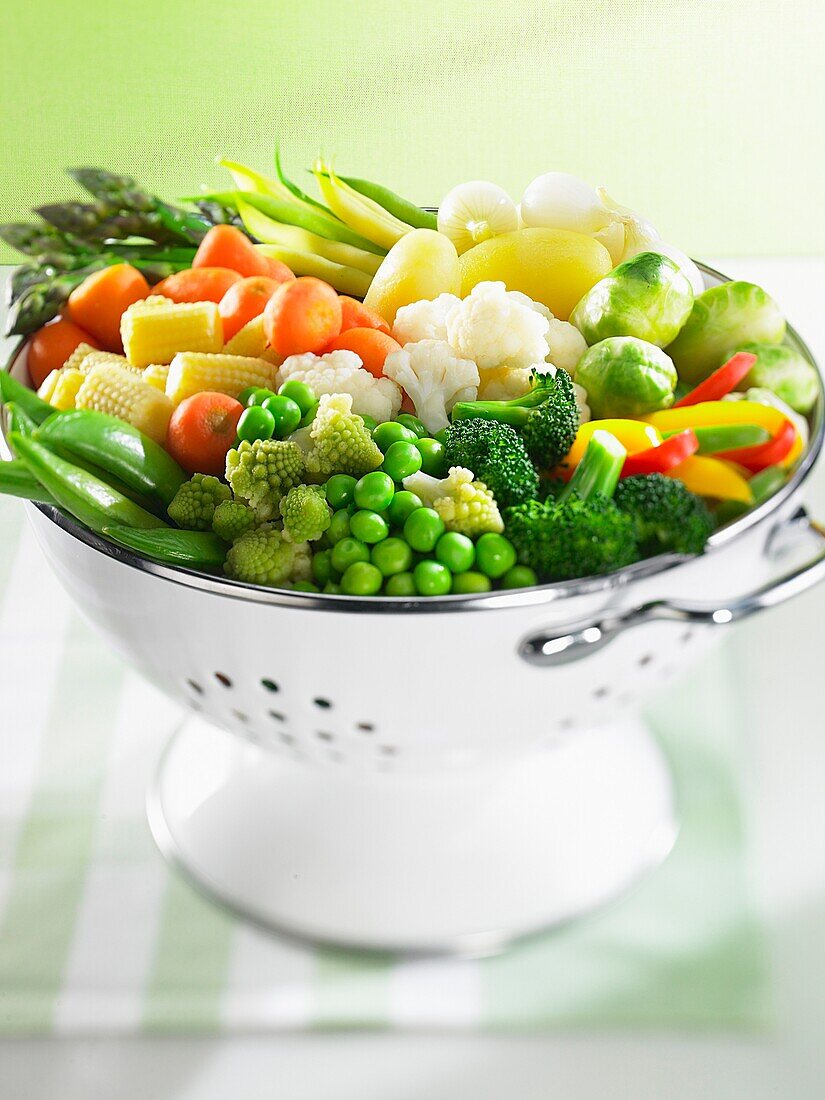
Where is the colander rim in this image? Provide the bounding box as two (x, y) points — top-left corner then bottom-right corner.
(3, 261), (823, 614)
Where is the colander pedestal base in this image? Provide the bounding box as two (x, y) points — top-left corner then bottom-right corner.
(148, 714), (678, 955)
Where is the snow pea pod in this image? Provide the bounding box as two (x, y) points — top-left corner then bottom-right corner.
(35, 409), (186, 507)
(0, 369), (56, 425)
(0, 459), (56, 504)
(11, 434), (167, 534)
(102, 525), (227, 568)
(6, 402), (39, 439)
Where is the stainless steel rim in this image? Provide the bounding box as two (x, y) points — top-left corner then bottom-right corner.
(4, 261), (823, 615)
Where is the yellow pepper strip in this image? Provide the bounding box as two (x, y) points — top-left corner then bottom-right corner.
(665, 455), (753, 503)
(782, 431), (805, 469)
(563, 419), (661, 469)
(646, 400), (786, 436)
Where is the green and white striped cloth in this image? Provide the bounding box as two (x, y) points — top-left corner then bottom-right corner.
(0, 495), (766, 1034)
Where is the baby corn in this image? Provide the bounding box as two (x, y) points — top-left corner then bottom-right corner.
(50, 368), (86, 411)
(142, 363), (170, 391)
(165, 352), (276, 405)
(222, 314), (268, 357)
(76, 363), (174, 443)
(121, 297), (222, 368)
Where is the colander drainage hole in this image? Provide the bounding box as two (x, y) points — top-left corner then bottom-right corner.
(313, 697), (333, 710)
(279, 731), (294, 746)
(186, 679), (203, 695)
(592, 686), (610, 699)
(316, 730), (334, 742)
(215, 672), (233, 688)
(378, 744), (397, 756)
(268, 710), (286, 722)
(261, 679), (280, 693)
(680, 629), (694, 644)
(232, 710), (249, 723)
(638, 654), (654, 668)
(357, 722), (375, 733)
(559, 717), (577, 731)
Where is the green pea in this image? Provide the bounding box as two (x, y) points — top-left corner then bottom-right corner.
(387, 490), (423, 527)
(248, 387), (275, 407)
(238, 385), (266, 406)
(349, 509), (389, 544)
(340, 561), (383, 596)
(384, 571), (417, 597)
(371, 536), (413, 576)
(413, 559), (452, 596)
(299, 401), (319, 428)
(292, 580), (320, 592)
(501, 565), (538, 589)
(451, 571), (492, 594)
(404, 507), (445, 553)
(278, 379), (316, 416)
(373, 421), (418, 452)
(325, 474), (357, 510)
(475, 533), (517, 578)
(311, 548), (335, 586)
(236, 405), (275, 443)
(354, 471), (395, 512)
(435, 531), (475, 573)
(323, 581), (341, 595)
(331, 536), (370, 573)
(415, 437), (447, 477)
(261, 394), (302, 438)
(396, 413), (428, 438)
(327, 509), (351, 544)
(433, 428), (449, 445)
(360, 413), (378, 432)
(382, 440), (423, 482)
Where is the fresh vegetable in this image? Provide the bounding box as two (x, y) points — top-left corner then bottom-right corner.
(279, 484), (332, 542)
(75, 362), (174, 443)
(667, 282), (786, 385)
(673, 351), (757, 407)
(451, 369), (579, 469)
(667, 424), (769, 455)
(211, 499), (256, 542)
(561, 429), (626, 501)
(0, 368), (57, 424)
(520, 172), (613, 236)
(27, 319), (100, 389)
(165, 392), (244, 476)
(192, 224), (273, 278)
(458, 228), (612, 319)
(11, 433), (166, 533)
(443, 418), (538, 509)
(621, 429), (699, 477)
(314, 161), (412, 251)
(381, 440), (422, 481)
(715, 417), (797, 473)
(167, 473), (231, 530)
(236, 200), (382, 276)
(562, 418), (661, 471)
(5, 402), (39, 444)
(665, 456), (753, 503)
(43, 368), (86, 410)
(225, 437), (306, 520)
(254, 244), (372, 297)
(223, 315), (269, 358)
(382, 340), (479, 434)
(121, 296), (223, 367)
(323, 328), (402, 378)
(0, 459), (57, 504)
(263, 277), (342, 358)
(67, 264), (151, 350)
(364, 231), (462, 328)
(103, 524), (228, 568)
(437, 181), (519, 254)
(645, 398), (788, 437)
(166, 352), (276, 406)
(732, 342), (819, 414)
(152, 267), (242, 305)
(614, 473), (714, 555)
(403, 466), (504, 536)
(575, 337), (677, 419)
(570, 252), (694, 348)
(314, 169), (437, 230)
(36, 408), (187, 505)
(277, 350), (402, 422)
(435, 531), (476, 573)
(303, 393), (384, 480)
(224, 523), (311, 586)
(339, 297), (391, 336)
(218, 276), (282, 342)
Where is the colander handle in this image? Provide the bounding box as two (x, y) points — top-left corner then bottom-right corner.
(519, 510), (825, 667)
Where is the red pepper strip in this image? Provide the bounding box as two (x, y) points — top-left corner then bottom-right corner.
(673, 352), (757, 408)
(716, 417), (796, 473)
(621, 429), (699, 477)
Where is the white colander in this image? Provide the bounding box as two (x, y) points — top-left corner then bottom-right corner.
(3, 264), (825, 954)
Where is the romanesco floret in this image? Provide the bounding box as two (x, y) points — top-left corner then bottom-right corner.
(403, 466), (504, 537)
(167, 474), (231, 531)
(211, 499), (256, 542)
(224, 524), (311, 587)
(382, 340), (479, 434)
(276, 349), (402, 423)
(446, 282), (549, 371)
(304, 392), (384, 481)
(225, 438), (305, 521)
(392, 293), (460, 345)
(279, 484), (332, 543)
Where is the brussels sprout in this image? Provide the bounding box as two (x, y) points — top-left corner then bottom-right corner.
(575, 336), (677, 419)
(570, 251), (694, 348)
(667, 281), (785, 385)
(732, 342), (819, 414)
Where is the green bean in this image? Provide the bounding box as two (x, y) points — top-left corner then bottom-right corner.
(314, 170), (437, 230)
(102, 525), (228, 568)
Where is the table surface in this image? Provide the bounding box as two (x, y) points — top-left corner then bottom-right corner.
(1, 258), (825, 1099)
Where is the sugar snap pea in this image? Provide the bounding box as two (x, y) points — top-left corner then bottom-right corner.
(0, 459), (57, 504)
(0, 369), (56, 425)
(103, 525), (228, 568)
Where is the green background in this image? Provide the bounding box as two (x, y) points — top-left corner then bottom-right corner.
(1, 0), (823, 263)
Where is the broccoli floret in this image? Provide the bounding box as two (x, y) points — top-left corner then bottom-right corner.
(212, 499), (256, 542)
(614, 474), (714, 556)
(224, 523), (311, 587)
(279, 484), (332, 543)
(451, 369), (579, 468)
(504, 495), (639, 580)
(167, 474), (231, 531)
(444, 419), (538, 509)
(403, 467), (503, 537)
(225, 438), (305, 521)
(304, 393), (383, 481)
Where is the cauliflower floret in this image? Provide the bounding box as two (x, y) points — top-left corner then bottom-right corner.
(276, 349), (401, 423)
(573, 381), (591, 426)
(446, 282), (549, 371)
(383, 340), (479, 434)
(403, 466), (504, 537)
(392, 293), (461, 345)
(545, 318), (588, 376)
(477, 366), (534, 401)
(305, 392), (384, 481)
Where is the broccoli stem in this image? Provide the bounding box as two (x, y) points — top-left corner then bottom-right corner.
(561, 430), (626, 502)
(450, 401), (530, 428)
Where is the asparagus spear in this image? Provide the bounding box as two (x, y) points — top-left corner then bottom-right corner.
(69, 168), (212, 244)
(0, 221), (86, 257)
